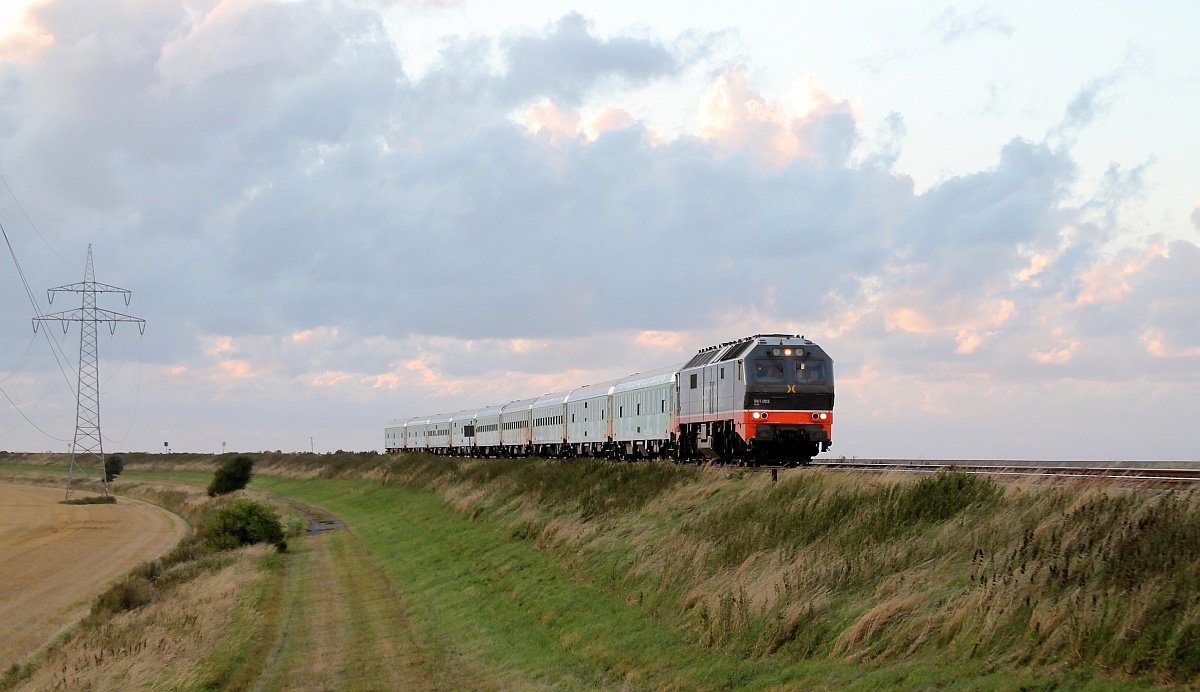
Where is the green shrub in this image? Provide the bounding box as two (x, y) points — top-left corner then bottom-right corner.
(104, 454), (124, 482)
(208, 454), (254, 496)
(200, 499), (286, 552)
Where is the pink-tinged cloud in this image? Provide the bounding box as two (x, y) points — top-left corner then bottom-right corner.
(1031, 329), (1081, 364)
(1075, 243), (1167, 305)
(509, 339), (547, 353)
(1142, 332), (1200, 358)
(292, 327), (337, 342)
(698, 68), (856, 168)
(523, 98), (582, 146)
(634, 330), (689, 349)
(219, 359), (266, 379)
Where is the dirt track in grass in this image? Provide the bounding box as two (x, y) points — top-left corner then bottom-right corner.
(0, 483), (186, 670)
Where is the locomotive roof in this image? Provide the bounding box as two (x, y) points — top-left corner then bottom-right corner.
(684, 334), (824, 369)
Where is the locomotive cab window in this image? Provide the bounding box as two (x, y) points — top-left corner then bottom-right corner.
(753, 359), (786, 382)
(796, 360), (826, 383)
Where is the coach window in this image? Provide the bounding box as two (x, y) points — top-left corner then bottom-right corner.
(690, 373), (697, 389)
(796, 360), (826, 383)
(720, 367), (725, 379)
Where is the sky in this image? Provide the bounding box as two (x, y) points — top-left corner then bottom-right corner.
(0, 0), (1196, 460)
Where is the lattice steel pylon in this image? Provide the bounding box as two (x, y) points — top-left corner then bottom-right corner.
(34, 245), (145, 500)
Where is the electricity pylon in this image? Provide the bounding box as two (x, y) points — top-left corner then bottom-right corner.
(34, 245), (145, 499)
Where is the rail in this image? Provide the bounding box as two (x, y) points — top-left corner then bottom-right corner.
(803, 460), (1200, 485)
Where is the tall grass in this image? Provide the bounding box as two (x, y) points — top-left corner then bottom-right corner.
(36, 451), (1197, 685)
(351, 456), (1196, 684)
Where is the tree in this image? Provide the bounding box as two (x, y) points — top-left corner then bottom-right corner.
(104, 455), (125, 483)
(199, 499), (286, 551)
(207, 455), (254, 496)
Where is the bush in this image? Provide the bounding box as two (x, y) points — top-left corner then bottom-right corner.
(208, 454), (254, 496)
(91, 574), (156, 615)
(62, 495), (116, 505)
(200, 499), (286, 552)
(104, 454), (124, 482)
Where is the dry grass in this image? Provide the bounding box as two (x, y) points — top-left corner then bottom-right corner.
(12, 543), (272, 691)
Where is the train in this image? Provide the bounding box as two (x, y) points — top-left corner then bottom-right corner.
(384, 334), (834, 465)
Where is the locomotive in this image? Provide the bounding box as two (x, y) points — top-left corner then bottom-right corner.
(385, 334), (834, 465)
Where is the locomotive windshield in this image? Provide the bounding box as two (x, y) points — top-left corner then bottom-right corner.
(749, 357), (827, 385)
(752, 359), (786, 382)
(796, 360), (826, 383)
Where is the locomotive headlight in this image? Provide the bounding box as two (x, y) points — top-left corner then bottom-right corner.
(772, 348), (781, 355)
(784, 348), (793, 356)
(752, 412), (761, 419)
(819, 413), (828, 420)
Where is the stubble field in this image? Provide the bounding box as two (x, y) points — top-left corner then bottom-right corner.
(0, 483), (186, 671)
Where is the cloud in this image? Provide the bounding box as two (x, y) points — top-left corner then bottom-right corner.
(929, 7), (1014, 43)
(1053, 71), (1123, 139)
(0, 0), (1194, 459)
(499, 12), (679, 106)
(697, 68), (857, 168)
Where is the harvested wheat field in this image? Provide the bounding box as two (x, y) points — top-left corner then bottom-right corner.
(0, 483), (185, 670)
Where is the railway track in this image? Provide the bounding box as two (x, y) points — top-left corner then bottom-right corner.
(805, 460), (1200, 484)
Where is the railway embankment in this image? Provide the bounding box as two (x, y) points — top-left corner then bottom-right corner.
(294, 453), (1200, 688)
(4, 451), (1198, 688)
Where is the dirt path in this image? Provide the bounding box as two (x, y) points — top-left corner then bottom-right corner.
(0, 483), (186, 670)
(255, 523), (467, 691)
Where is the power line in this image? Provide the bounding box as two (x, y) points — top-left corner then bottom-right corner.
(0, 382), (69, 441)
(101, 337), (143, 445)
(0, 172), (72, 264)
(2, 220), (78, 395)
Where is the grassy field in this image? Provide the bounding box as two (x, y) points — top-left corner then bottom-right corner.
(3, 451), (1192, 688)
